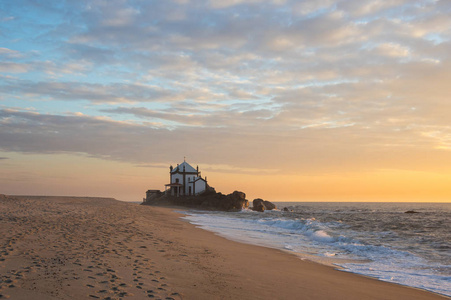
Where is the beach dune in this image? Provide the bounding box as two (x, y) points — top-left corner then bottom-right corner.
(0, 195), (446, 299)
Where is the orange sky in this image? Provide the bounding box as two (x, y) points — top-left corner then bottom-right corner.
(1, 152), (449, 202)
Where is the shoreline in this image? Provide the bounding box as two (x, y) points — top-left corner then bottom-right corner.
(177, 208), (364, 269)
(157, 204), (450, 299)
(0, 195), (448, 299)
(177, 201), (451, 298)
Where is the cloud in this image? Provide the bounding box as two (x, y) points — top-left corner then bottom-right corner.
(339, 0), (409, 17)
(63, 43), (116, 65)
(1, 0), (451, 178)
(1, 107), (450, 176)
(0, 78), (178, 103)
(0, 47), (23, 58)
(102, 104), (275, 128)
(373, 43), (411, 57)
(0, 62), (30, 73)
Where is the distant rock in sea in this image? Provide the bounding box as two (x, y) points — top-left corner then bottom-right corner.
(404, 210), (420, 214)
(252, 198), (276, 212)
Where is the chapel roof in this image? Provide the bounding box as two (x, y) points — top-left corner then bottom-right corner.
(171, 161), (197, 173)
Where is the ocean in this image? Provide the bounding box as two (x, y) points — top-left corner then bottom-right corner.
(181, 202), (451, 297)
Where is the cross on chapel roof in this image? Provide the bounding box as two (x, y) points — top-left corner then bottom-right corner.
(171, 161), (197, 173)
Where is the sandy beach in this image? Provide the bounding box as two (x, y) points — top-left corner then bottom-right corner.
(0, 195), (447, 300)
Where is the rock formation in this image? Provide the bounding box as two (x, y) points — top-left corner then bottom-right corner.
(141, 189), (249, 211)
(141, 188), (278, 213)
(252, 198), (276, 212)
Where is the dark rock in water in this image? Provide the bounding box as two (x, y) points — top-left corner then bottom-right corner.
(282, 207), (289, 212)
(263, 200), (276, 210)
(252, 198), (276, 212)
(222, 191), (249, 211)
(405, 210), (420, 214)
(253, 199), (265, 212)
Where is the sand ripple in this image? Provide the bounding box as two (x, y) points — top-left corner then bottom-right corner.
(0, 195), (182, 300)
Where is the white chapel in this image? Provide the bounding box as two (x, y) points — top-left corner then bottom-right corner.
(164, 160), (208, 197)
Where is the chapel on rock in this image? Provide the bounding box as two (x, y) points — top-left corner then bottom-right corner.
(144, 159), (210, 202)
(164, 160), (209, 197)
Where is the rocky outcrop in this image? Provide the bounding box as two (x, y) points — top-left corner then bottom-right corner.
(141, 188), (278, 213)
(201, 191), (249, 211)
(252, 198), (276, 212)
(141, 190), (249, 211)
(263, 200), (276, 210)
(253, 199), (265, 212)
(405, 210), (420, 214)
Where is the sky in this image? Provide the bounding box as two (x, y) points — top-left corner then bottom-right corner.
(0, 0), (450, 202)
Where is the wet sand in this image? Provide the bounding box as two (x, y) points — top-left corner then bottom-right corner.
(0, 195), (447, 299)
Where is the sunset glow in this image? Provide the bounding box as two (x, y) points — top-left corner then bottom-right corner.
(1, 0), (450, 202)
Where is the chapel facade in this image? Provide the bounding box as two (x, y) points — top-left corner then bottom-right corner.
(164, 160), (208, 197)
